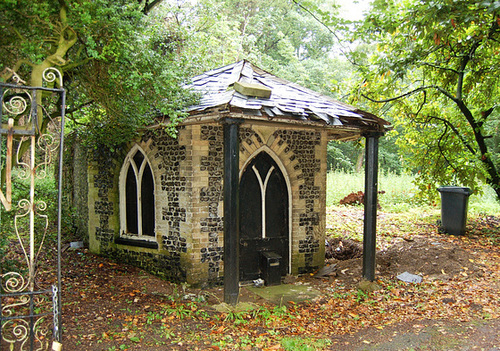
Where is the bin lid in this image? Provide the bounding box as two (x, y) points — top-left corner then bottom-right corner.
(437, 186), (472, 195)
(261, 251), (282, 260)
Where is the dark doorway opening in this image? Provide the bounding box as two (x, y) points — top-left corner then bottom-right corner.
(239, 152), (289, 281)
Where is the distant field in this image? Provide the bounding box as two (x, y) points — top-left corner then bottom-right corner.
(326, 170), (500, 215)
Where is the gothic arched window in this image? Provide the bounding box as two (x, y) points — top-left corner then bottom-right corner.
(120, 146), (156, 240)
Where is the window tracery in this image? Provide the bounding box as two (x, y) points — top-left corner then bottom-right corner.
(120, 146), (156, 240)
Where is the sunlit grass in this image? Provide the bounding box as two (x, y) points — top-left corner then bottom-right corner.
(326, 170), (500, 215)
(468, 185), (500, 215)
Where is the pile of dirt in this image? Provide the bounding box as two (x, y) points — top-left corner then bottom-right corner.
(339, 191), (365, 206)
(377, 236), (483, 278)
(338, 191), (385, 207)
(321, 235), (484, 285)
(325, 237), (362, 261)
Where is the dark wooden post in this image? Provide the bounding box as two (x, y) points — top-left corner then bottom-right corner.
(223, 118), (242, 305)
(362, 132), (382, 281)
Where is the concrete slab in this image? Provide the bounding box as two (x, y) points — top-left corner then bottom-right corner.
(245, 283), (322, 304)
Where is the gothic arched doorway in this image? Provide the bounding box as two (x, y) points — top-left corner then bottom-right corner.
(239, 152), (289, 281)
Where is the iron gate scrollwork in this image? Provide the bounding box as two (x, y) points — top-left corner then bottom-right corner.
(0, 68), (65, 351)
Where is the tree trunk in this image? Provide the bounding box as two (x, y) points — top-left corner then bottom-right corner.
(356, 149), (365, 173)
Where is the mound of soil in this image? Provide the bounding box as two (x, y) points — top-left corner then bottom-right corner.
(377, 236), (482, 278)
(321, 235), (484, 285)
(325, 237), (362, 261)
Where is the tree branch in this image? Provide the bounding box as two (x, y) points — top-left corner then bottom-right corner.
(290, 0), (361, 67)
(436, 122), (459, 174)
(419, 61), (459, 74)
(477, 106), (497, 128)
(67, 100), (95, 115)
(61, 57), (92, 72)
(456, 40), (481, 101)
(12, 27), (27, 42)
(362, 85), (456, 103)
(58, 0), (68, 24)
(142, 0), (164, 14)
(426, 115), (476, 155)
(0, 60), (34, 82)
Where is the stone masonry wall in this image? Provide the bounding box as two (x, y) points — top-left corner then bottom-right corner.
(88, 147), (119, 252)
(189, 124), (225, 286)
(85, 121), (327, 286)
(87, 129), (193, 283)
(62, 134), (89, 242)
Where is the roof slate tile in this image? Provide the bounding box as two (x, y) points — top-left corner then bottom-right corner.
(187, 60), (390, 133)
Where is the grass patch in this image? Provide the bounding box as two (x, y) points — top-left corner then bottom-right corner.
(326, 170), (418, 212)
(468, 185), (500, 215)
(280, 336), (332, 350)
(327, 170), (500, 215)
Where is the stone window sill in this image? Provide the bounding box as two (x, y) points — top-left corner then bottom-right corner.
(115, 237), (159, 249)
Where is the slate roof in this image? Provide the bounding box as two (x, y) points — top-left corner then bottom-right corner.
(187, 60), (390, 139)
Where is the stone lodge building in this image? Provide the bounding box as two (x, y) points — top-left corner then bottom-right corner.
(68, 60), (390, 290)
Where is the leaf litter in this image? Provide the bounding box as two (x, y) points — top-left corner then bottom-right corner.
(56, 206), (499, 350)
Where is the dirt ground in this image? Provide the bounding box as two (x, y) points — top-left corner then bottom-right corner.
(4, 206), (498, 350)
(59, 244), (500, 350)
(324, 234), (485, 285)
(53, 207), (500, 350)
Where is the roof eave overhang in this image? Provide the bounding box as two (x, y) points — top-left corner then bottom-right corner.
(178, 106), (388, 141)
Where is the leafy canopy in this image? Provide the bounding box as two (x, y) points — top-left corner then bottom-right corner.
(0, 0), (197, 150)
(353, 0), (500, 201)
(159, 0), (351, 96)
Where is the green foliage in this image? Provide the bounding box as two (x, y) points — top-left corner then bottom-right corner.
(166, 0), (352, 97)
(0, 168), (60, 273)
(165, 303), (192, 319)
(0, 168), (59, 233)
(280, 336), (332, 350)
(327, 141), (357, 172)
(0, 221), (10, 273)
(352, 0), (500, 202)
(326, 169), (419, 210)
(223, 310), (248, 325)
(327, 134), (403, 174)
(67, 0), (199, 149)
(379, 130), (404, 175)
(1, 0), (198, 150)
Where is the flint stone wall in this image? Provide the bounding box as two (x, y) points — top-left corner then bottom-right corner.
(82, 122), (327, 286)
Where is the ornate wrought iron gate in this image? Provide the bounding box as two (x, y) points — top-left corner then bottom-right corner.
(0, 69), (65, 351)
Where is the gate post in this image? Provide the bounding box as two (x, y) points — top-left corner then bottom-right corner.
(0, 68), (65, 350)
(223, 117), (243, 305)
(362, 132), (382, 282)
